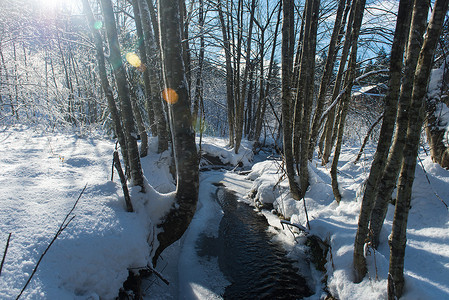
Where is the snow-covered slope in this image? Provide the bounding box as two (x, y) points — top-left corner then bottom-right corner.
(245, 146), (449, 299)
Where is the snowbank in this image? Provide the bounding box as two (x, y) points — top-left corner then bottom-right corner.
(245, 146), (449, 299)
(0, 127), (172, 299)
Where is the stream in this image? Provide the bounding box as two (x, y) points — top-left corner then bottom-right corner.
(196, 185), (313, 299)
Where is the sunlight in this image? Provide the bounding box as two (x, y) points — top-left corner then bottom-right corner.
(35, 0), (80, 14)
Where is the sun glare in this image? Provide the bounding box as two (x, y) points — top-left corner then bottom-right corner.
(37, 0), (80, 13)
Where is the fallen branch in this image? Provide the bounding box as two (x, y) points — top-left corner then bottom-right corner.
(16, 184), (87, 300)
(146, 264), (170, 285)
(113, 151), (134, 212)
(280, 220), (309, 233)
(0, 233), (11, 277)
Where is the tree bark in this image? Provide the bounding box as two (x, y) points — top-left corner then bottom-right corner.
(217, 0), (235, 147)
(330, 0), (365, 203)
(369, 0), (428, 249)
(426, 63), (449, 168)
(389, 1), (448, 297)
(139, 0), (169, 153)
(154, 0), (199, 265)
(281, 0), (301, 200)
(321, 0), (354, 165)
(82, 0), (129, 174)
(100, 0), (145, 190)
(131, 0), (154, 144)
(353, 0), (414, 282)
(308, 0), (347, 160)
(234, 0), (257, 154)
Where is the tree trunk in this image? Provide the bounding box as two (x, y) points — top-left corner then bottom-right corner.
(300, 0), (320, 197)
(426, 63), (449, 168)
(128, 76), (149, 157)
(139, 0), (169, 153)
(131, 0), (154, 143)
(234, 0), (257, 154)
(389, 2), (448, 297)
(353, 0), (414, 282)
(321, 0), (354, 165)
(100, 0), (145, 190)
(154, 0), (199, 265)
(217, 0), (235, 147)
(82, 0), (129, 173)
(308, 0), (347, 160)
(193, 0), (205, 128)
(369, 0), (428, 249)
(253, 4), (282, 145)
(281, 0), (301, 200)
(330, 0), (365, 203)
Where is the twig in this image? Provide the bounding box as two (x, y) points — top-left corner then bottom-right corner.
(417, 155), (448, 209)
(146, 264), (170, 285)
(0, 233), (11, 277)
(16, 185), (87, 300)
(303, 196), (311, 230)
(280, 220), (309, 233)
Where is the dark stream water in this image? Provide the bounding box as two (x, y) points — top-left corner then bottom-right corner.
(197, 186), (312, 299)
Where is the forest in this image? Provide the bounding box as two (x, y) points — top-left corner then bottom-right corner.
(1, 0), (449, 299)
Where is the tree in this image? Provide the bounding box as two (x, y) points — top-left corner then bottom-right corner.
(82, 0), (129, 173)
(100, 0), (144, 190)
(154, 0), (200, 264)
(139, 0), (169, 153)
(353, 0), (414, 282)
(217, 0), (235, 147)
(330, 0), (366, 203)
(369, 0), (429, 249)
(281, 0), (301, 200)
(388, 0), (448, 297)
(308, 0), (348, 160)
(234, 0), (257, 154)
(293, 0), (320, 198)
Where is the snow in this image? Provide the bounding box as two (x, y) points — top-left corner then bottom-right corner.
(0, 126), (152, 299)
(243, 146), (449, 300)
(1, 126), (448, 299)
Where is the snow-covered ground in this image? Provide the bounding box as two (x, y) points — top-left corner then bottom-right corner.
(244, 145), (449, 299)
(1, 126), (448, 299)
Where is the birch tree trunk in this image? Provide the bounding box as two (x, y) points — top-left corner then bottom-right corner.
(389, 1), (448, 297)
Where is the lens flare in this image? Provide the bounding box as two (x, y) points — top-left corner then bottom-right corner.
(162, 88), (179, 104)
(126, 52), (142, 68)
(93, 21), (103, 30)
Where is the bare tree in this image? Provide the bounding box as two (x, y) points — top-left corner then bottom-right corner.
(100, 0), (145, 189)
(389, 1), (448, 297)
(154, 0), (200, 265)
(353, 0), (414, 282)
